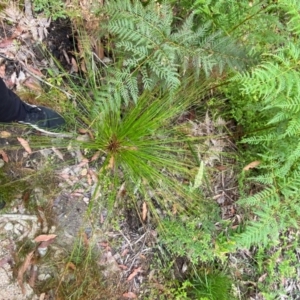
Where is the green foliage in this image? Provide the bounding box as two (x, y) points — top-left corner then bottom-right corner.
(81, 83), (208, 215)
(190, 272), (233, 300)
(192, 0), (281, 50)
(253, 236), (300, 298)
(33, 0), (67, 20)
(96, 0), (248, 105)
(160, 215), (219, 264)
(35, 0), (300, 297)
(226, 1), (300, 249)
(174, 271), (234, 300)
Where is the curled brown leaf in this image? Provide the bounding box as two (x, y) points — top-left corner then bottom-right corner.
(34, 234), (57, 242)
(0, 150), (9, 163)
(243, 160), (261, 171)
(142, 202), (147, 221)
(17, 250), (34, 294)
(17, 137), (32, 154)
(122, 292), (137, 299)
(127, 267), (141, 281)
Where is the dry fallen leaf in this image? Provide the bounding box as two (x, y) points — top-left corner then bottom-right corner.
(28, 265), (38, 288)
(139, 254), (146, 260)
(22, 189), (32, 205)
(127, 267), (142, 281)
(243, 160), (261, 171)
(11, 25), (24, 38)
(17, 250), (34, 294)
(172, 203), (178, 215)
(34, 234), (57, 242)
(121, 248), (129, 257)
(215, 165), (227, 171)
(39, 293), (46, 300)
(78, 157), (89, 167)
(71, 192), (83, 197)
(258, 273), (268, 282)
(0, 131), (11, 138)
(78, 128), (95, 140)
(17, 137), (32, 154)
(78, 128), (88, 134)
(118, 264), (128, 270)
(122, 292), (137, 299)
(82, 231), (89, 248)
(52, 147), (64, 160)
(81, 168), (88, 176)
(142, 201), (147, 221)
(25, 65), (44, 77)
(66, 262), (76, 270)
(0, 150), (9, 163)
(0, 64), (6, 78)
(100, 212), (104, 224)
(90, 150), (101, 162)
(23, 78), (42, 92)
(88, 169), (98, 183)
(106, 155), (115, 170)
(80, 60), (87, 73)
(98, 241), (110, 249)
(95, 40), (105, 59)
(117, 182), (126, 198)
(0, 38), (14, 48)
(70, 57), (79, 73)
(38, 238), (56, 249)
(87, 173), (92, 185)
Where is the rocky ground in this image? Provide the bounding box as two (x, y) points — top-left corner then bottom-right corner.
(0, 122), (161, 299)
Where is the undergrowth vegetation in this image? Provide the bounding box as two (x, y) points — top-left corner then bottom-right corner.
(2, 0), (300, 299)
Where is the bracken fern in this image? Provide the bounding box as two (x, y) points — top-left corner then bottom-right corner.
(230, 0), (300, 248)
(94, 0), (248, 108)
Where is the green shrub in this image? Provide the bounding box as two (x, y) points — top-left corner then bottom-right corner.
(159, 214), (219, 264)
(94, 0), (247, 106)
(174, 271), (234, 300)
(33, 0), (67, 20)
(225, 1), (300, 249)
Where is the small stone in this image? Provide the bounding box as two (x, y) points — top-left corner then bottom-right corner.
(76, 134), (90, 142)
(37, 247), (48, 257)
(81, 168), (88, 176)
(13, 227), (21, 236)
(0, 159), (4, 168)
(38, 273), (51, 281)
(17, 204), (26, 214)
(49, 225), (56, 234)
(39, 149), (52, 158)
(14, 223), (24, 232)
(4, 222), (13, 231)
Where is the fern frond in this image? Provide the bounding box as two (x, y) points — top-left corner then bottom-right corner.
(235, 171), (300, 248)
(242, 133), (279, 144)
(238, 187), (279, 207)
(236, 216), (280, 248)
(281, 0), (300, 35)
(98, 0), (248, 104)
